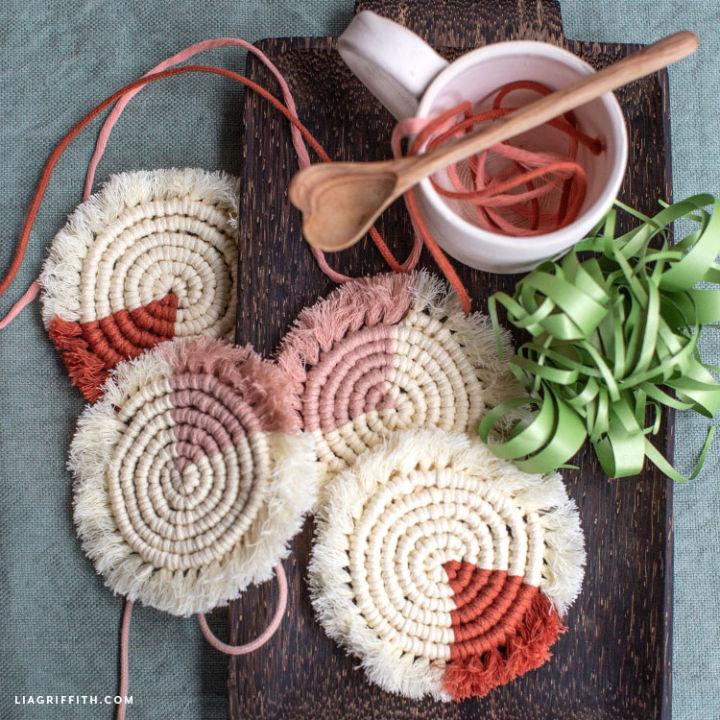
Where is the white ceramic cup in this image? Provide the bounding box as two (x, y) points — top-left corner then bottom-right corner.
(337, 11), (628, 273)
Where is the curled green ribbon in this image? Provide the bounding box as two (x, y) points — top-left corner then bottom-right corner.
(480, 195), (720, 481)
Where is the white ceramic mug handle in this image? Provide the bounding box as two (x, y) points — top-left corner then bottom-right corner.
(337, 11), (448, 119)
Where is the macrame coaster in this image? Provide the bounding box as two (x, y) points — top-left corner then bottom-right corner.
(310, 428), (585, 702)
(71, 336), (317, 616)
(41, 168), (239, 402)
(278, 270), (517, 492)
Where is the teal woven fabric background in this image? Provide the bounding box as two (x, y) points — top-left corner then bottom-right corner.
(0, 1), (717, 718)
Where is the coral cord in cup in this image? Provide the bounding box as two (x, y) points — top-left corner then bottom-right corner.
(397, 80), (602, 240)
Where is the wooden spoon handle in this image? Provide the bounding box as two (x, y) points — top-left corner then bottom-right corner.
(398, 31), (698, 191)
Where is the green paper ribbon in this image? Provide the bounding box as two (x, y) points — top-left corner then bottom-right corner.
(480, 195), (720, 481)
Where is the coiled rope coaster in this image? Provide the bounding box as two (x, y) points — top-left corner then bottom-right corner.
(71, 337), (318, 615)
(310, 428), (584, 702)
(41, 168), (239, 401)
(279, 270), (517, 492)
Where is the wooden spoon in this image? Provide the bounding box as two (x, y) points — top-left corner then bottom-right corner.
(289, 31), (698, 252)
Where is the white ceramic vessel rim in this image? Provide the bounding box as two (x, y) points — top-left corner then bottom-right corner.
(415, 40), (629, 252)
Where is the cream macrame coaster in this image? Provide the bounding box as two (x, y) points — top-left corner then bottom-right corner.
(278, 270), (518, 494)
(71, 337), (318, 616)
(41, 168), (239, 401)
(310, 428), (585, 702)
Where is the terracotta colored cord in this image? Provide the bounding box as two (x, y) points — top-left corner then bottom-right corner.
(416, 83), (599, 233)
(83, 38), (310, 201)
(81, 38), (421, 283)
(0, 58), (421, 319)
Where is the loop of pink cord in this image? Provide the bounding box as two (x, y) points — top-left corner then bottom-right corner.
(197, 562), (288, 654)
(115, 564), (287, 720)
(84, 38), (310, 201)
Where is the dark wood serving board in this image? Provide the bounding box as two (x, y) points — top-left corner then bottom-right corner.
(230, 1), (674, 718)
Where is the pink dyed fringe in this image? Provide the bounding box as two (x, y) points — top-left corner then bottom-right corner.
(277, 272), (414, 407)
(161, 337), (301, 435)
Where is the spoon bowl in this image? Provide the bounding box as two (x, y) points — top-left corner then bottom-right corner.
(289, 159), (409, 251)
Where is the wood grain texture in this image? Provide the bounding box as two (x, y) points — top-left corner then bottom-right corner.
(230, 2), (673, 718)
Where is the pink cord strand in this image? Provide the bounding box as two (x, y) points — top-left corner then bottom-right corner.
(84, 38), (310, 200)
(0, 281), (39, 330)
(116, 599), (133, 720)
